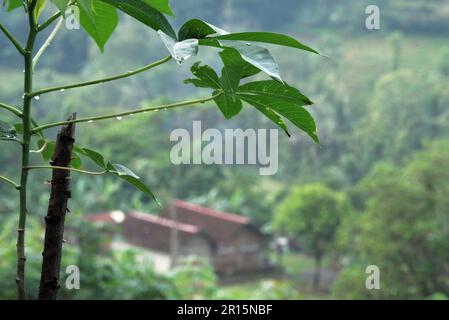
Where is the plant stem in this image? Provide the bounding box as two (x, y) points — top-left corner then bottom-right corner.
(0, 175), (20, 189)
(17, 0), (38, 300)
(30, 55), (173, 98)
(0, 102), (23, 117)
(33, 17), (64, 70)
(38, 114), (76, 300)
(32, 92), (223, 132)
(26, 166), (107, 176)
(0, 23), (26, 55)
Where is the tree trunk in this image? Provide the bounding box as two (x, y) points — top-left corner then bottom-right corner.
(312, 254), (322, 290)
(38, 113), (76, 300)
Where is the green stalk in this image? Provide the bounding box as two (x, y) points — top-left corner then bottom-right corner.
(0, 23), (26, 55)
(32, 92), (224, 132)
(17, 0), (38, 300)
(30, 55), (172, 98)
(26, 166), (107, 176)
(0, 102), (23, 117)
(0, 175), (20, 189)
(37, 11), (62, 32)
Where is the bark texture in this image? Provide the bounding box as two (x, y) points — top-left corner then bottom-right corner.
(38, 113), (76, 300)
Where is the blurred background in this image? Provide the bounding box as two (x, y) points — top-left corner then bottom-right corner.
(1, 0), (449, 299)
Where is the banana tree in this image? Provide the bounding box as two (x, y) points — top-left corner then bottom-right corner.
(0, 0), (320, 299)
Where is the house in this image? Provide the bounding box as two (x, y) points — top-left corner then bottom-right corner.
(86, 200), (269, 275)
(161, 200), (267, 275)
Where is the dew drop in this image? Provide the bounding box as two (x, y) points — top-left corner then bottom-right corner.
(116, 116), (123, 120)
(60, 89), (65, 92)
(88, 120), (94, 123)
(34, 96), (40, 100)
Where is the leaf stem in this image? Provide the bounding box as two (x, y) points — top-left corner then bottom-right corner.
(32, 91), (223, 132)
(37, 11), (62, 32)
(0, 102), (23, 117)
(0, 23), (26, 55)
(0, 175), (20, 189)
(33, 17), (64, 70)
(30, 55), (173, 98)
(25, 166), (107, 176)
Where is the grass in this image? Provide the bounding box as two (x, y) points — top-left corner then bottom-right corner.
(218, 252), (334, 300)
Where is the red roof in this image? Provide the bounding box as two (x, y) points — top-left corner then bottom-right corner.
(128, 211), (200, 234)
(162, 200), (260, 243)
(85, 212), (116, 223)
(174, 200), (250, 224)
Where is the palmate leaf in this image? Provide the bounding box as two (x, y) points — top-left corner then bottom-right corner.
(77, 0), (119, 52)
(185, 48), (260, 119)
(184, 62), (221, 89)
(178, 19), (283, 82)
(157, 30), (198, 64)
(101, 0), (176, 39)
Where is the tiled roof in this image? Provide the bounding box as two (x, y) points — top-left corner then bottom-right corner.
(162, 200), (260, 243)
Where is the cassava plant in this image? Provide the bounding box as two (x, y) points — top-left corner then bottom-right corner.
(0, 0), (320, 299)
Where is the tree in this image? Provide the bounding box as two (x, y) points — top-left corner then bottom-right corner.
(0, 0), (320, 299)
(334, 140), (449, 299)
(274, 184), (350, 288)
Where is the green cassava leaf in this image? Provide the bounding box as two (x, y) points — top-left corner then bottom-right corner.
(101, 0), (176, 39)
(213, 91), (242, 119)
(0, 120), (18, 141)
(144, 0), (174, 17)
(178, 18), (227, 41)
(209, 32), (319, 55)
(178, 19), (282, 81)
(36, 140), (83, 168)
(76, 147), (107, 168)
(37, 139), (56, 162)
(71, 155), (83, 169)
(3, 0), (22, 11)
(250, 101), (290, 137)
(157, 30), (198, 64)
(237, 81), (319, 143)
(77, 0), (119, 52)
(184, 49), (263, 119)
(238, 80), (313, 106)
(50, 0), (68, 12)
(222, 41), (282, 82)
(213, 49), (248, 118)
(109, 163), (158, 203)
(34, 0), (47, 21)
(184, 62), (221, 89)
